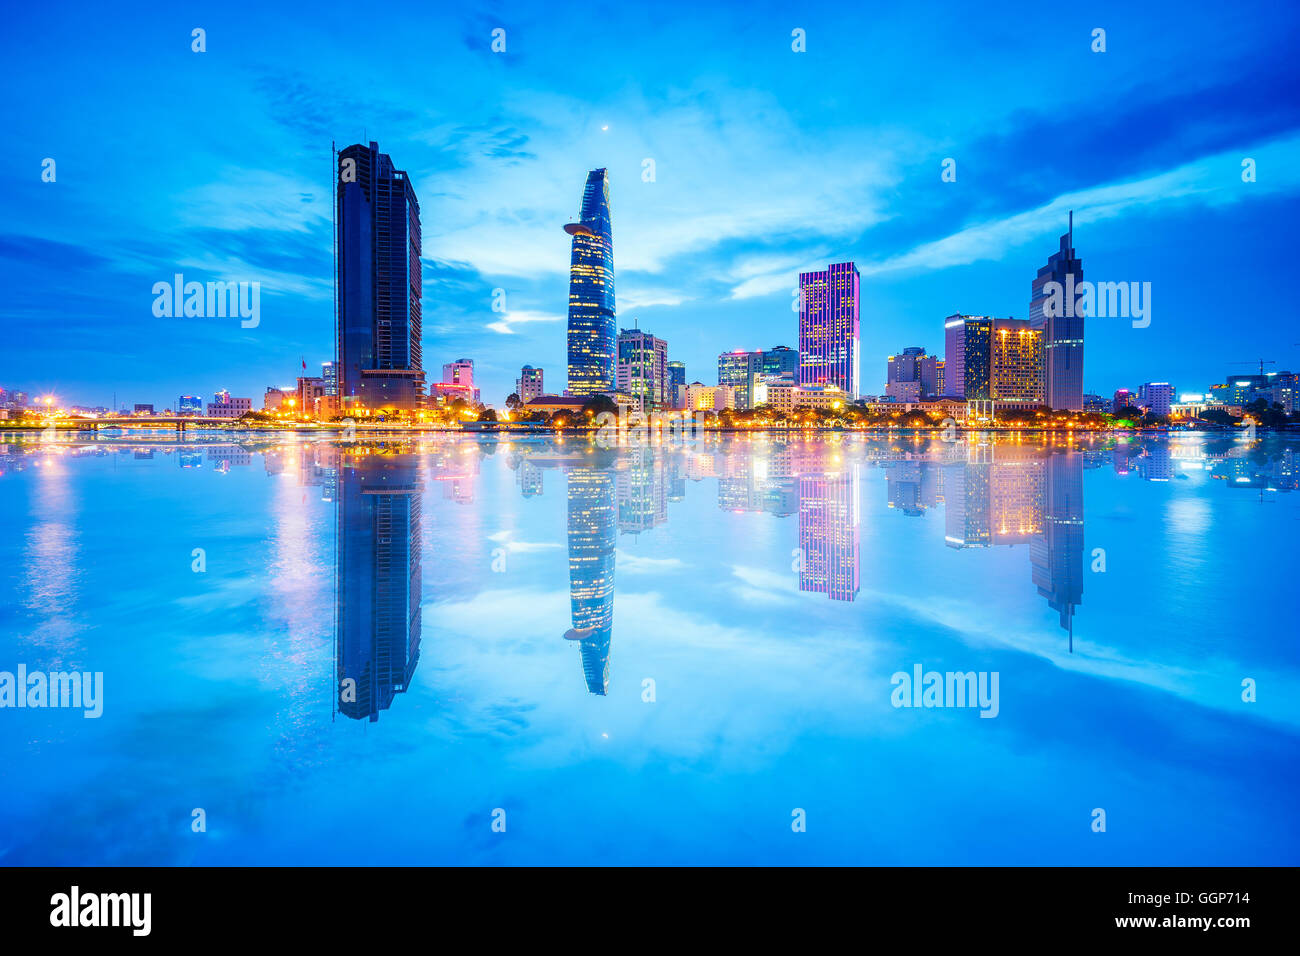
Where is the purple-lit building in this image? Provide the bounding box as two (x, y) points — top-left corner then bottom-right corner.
(799, 261), (860, 398)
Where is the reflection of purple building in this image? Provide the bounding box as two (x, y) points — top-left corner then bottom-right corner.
(799, 262), (860, 397)
(798, 468), (860, 601)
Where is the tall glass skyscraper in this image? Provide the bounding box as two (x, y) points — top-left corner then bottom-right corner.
(564, 168), (616, 396)
(943, 315), (993, 399)
(335, 142), (425, 412)
(1029, 214), (1084, 411)
(798, 262), (860, 397)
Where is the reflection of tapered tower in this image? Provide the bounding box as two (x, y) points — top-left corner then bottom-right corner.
(564, 467), (616, 695)
(336, 452), (423, 720)
(1031, 451), (1084, 647)
(798, 465), (860, 601)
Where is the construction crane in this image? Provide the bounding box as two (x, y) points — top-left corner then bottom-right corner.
(1229, 359), (1276, 377)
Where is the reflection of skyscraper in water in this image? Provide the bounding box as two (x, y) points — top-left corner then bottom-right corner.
(718, 448), (798, 515)
(943, 448), (1044, 548)
(1031, 452), (1084, 647)
(336, 452), (423, 721)
(944, 461), (992, 548)
(798, 465), (860, 601)
(617, 446), (668, 533)
(884, 461), (940, 516)
(1138, 442), (1173, 482)
(564, 467), (616, 695)
(515, 459), (544, 497)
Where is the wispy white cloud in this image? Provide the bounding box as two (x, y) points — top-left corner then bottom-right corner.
(418, 84), (899, 283)
(485, 309), (565, 335)
(487, 530), (561, 552)
(180, 169), (330, 233)
(616, 551), (686, 573)
(862, 133), (1300, 278)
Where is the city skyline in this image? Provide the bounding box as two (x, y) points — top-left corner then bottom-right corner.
(4, 2), (1299, 411)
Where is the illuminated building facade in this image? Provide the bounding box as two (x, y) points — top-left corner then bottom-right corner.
(335, 141), (425, 412)
(762, 383), (849, 413)
(721, 346), (798, 409)
(685, 382), (735, 410)
(516, 365), (544, 403)
(441, 359), (480, 404)
(799, 262), (860, 398)
(991, 318), (1045, 402)
(565, 168), (616, 396)
(1137, 382), (1175, 416)
(943, 315), (993, 399)
(617, 328), (668, 411)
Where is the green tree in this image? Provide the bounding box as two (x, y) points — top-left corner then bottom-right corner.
(581, 394), (618, 417)
(1199, 408), (1238, 427)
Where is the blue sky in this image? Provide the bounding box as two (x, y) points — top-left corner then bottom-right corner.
(3, 0), (1299, 409)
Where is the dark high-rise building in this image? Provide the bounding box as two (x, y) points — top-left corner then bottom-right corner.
(564, 462), (617, 695)
(335, 142), (425, 412)
(761, 345), (798, 382)
(667, 360), (686, 409)
(799, 262), (860, 397)
(1029, 214), (1084, 411)
(335, 451), (423, 721)
(943, 315), (993, 399)
(564, 168), (616, 396)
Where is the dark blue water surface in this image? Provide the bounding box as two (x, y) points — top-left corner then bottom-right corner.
(1, 431), (1296, 865)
